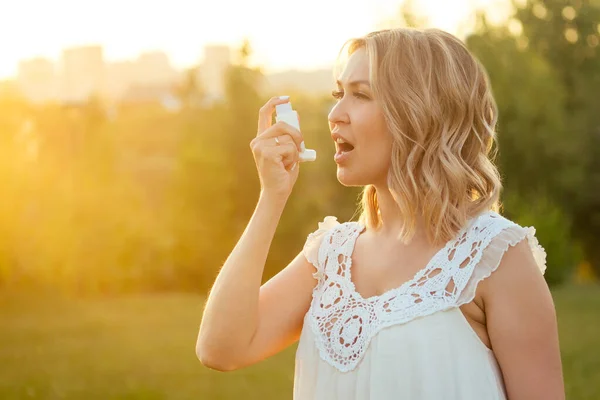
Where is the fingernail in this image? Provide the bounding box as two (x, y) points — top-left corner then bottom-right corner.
(279, 95), (289, 100)
(300, 141), (306, 152)
(291, 162), (297, 171)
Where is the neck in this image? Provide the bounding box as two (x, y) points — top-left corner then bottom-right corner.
(370, 184), (429, 244)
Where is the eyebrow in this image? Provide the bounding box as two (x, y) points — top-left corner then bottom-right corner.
(335, 79), (371, 88)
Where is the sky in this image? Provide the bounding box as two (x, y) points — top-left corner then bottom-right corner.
(0, 0), (512, 79)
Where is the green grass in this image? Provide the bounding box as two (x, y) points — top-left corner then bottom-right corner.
(0, 285), (598, 399)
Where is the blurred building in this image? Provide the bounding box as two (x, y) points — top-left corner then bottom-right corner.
(11, 43), (336, 105)
(17, 57), (58, 103)
(105, 60), (136, 100)
(264, 68), (334, 95)
(199, 45), (231, 101)
(134, 51), (178, 86)
(105, 51), (179, 102)
(61, 45), (105, 103)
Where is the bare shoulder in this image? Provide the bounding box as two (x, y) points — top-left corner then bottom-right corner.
(479, 234), (553, 322)
(478, 232), (564, 398)
(475, 210), (548, 298)
(480, 238), (547, 297)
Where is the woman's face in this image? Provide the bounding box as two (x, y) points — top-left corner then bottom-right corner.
(328, 48), (392, 187)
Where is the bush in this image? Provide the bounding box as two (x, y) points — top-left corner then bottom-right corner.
(502, 192), (583, 286)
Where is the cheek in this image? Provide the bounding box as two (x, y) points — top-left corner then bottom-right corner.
(354, 107), (387, 140)
(357, 130), (392, 176)
(369, 118), (393, 170)
(360, 112), (391, 155)
(373, 142), (393, 169)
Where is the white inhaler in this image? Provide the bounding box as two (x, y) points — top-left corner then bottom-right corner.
(275, 97), (317, 162)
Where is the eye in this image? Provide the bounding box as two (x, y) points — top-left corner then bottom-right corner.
(331, 90), (370, 101)
(353, 92), (370, 100)
(331, 90), (344, 99)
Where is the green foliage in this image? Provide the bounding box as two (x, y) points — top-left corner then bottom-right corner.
(0, 42), (355, 294)
(467, 29), (581, 196)
(465, 0), (600, 281)
(514, 0), (600, 274)
(502, 191), (583, 285)
(2, 1), (599, 291)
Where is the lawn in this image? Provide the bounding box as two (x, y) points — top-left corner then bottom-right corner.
(0, 285), (598, 399)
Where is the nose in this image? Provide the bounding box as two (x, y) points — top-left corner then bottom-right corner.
(328, 100), (349, 130)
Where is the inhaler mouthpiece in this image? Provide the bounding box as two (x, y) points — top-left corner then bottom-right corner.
(299, 148), (317, 162)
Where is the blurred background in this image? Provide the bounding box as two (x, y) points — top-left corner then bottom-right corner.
(0, 0), (598, 399)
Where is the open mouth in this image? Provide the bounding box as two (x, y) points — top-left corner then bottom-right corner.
(334, 139), (355, 163)
(337, 142), (355, 153)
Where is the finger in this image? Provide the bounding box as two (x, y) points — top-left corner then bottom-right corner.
(250, 134), (293, 154)
(279, 142), (299, 167)
(263, 142), (298, 167)
(257, 96), (290, 136)
(258, 121), (304, 152)
(266, 135), (294, 148)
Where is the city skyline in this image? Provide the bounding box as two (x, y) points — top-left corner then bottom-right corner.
(13, 43), (338, 105)
(14, 44), (235, 104)
(0, 0), (512, 79)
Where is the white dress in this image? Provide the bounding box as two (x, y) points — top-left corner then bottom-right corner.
(294, 210), (547, 400)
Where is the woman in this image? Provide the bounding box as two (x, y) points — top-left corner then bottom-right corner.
(196, 28), (564, 399)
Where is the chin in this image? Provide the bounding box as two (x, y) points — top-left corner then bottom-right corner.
(336, 159), (389, 187)
(336, 167), (366, 187)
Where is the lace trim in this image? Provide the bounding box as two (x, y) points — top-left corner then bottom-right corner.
(457, 224), (547, 306)
(306, 211), (540, 372)
(525, 226), (548, 274)
(302, 216), (340, 281)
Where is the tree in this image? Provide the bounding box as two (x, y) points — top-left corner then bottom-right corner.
(176, 66), (205, 110)
(511, 0), (600, 274)
(223, 40), (265, 232)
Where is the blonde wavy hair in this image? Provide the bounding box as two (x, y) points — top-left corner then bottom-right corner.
(340, 28), (502, 244)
